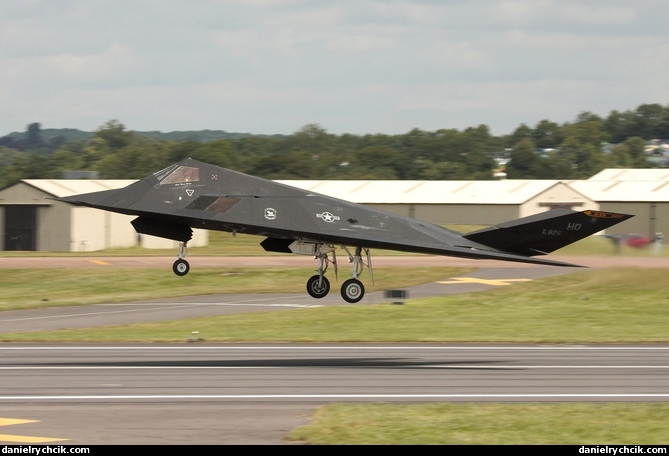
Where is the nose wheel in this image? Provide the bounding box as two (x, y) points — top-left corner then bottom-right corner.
(173, 258), (190, 276)
(172, 241), (190, 276)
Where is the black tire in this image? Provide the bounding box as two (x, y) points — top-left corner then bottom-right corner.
(306, 274), (330, 298)
(172, 259), (190, 276)
(341, 278), (365, 303)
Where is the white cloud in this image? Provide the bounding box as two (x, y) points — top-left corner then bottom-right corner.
(1, 0), (669, 136)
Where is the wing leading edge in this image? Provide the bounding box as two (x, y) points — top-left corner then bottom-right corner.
(53, 158), (634, 302)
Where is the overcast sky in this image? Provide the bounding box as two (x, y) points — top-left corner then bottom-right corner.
(2, 0), (669, 137)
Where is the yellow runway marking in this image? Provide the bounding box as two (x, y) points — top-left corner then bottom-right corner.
(0, 418), (69, 443)
(437, 277), (533, 286)
(89, 259), (111, 265)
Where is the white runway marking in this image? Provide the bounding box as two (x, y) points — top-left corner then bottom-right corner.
(0, 365), (668, 370)
(0, 394), (668, 400)
(0, 302), (321, 323)
(1, 346), (668, 351)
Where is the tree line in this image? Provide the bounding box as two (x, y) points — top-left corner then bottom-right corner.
(1, 103), (668, 190)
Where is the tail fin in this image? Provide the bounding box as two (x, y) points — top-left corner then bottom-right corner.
(463, 209), (634, 256)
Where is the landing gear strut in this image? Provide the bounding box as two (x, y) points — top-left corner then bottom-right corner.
(339, 246), (372, 303)
(172, 241), (190, 276)
(302, 243), (372, 303)
(306, 245), (336, 298)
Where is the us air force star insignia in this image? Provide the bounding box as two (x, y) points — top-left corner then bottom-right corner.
(264, 208), (277, 220)
(317, 212), (340, 223)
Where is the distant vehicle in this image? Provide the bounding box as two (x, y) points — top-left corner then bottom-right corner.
(54, 158), (634, 303)
(621, 233), (650, 249)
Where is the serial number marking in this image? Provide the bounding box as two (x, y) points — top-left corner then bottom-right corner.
(584, 210), (625, 219)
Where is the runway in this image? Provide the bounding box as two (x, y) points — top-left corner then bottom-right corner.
(1, 255), (668, 444)
(1, 344), (668, 444)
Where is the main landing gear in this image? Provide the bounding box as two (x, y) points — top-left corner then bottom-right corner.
(171, 238), (373, 303)
(307, 244), (372, 303)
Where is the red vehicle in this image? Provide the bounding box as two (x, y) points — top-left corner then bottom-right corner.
(621, 233), (650, 249)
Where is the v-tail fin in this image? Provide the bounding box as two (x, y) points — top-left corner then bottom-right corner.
(463, 209), (634, 256)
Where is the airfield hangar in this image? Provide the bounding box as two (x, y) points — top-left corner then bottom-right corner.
(0, 179), (208, 252)
(279, 169), (669, 237)
(0, 168), (666, 252)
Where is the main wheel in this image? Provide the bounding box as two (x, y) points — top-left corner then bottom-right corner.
(172, 259), (190, 276)
(341, 278), (365, 303)
(306, 275), (330, 298)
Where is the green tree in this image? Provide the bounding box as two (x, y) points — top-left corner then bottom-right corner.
(96, 138), (169, 179)
(620, 136), (652, 167)
(505, 138), (542, 178)
(532, 119), (563, 149)
(94, 120), (134, 150)
(348, 145), (400, 179)
(189, 139), (238, 169)
(634, 103), (667, 139)
(415, 159), (468, 179)
(165, 140), (202, 163)
(48, 149), (85, 175)
(505, 123), (533, 148)
(249, 150), (318, 179)
(604, 109), (638, 143)
(555, 114), (609, 178)
(24, 122), (45, 150)
(607, 143), (633, 168)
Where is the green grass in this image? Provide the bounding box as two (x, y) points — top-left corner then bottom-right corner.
(287, 403), (669, 444)
(0, 266), (468, 312)
(3, 267), (666, 343)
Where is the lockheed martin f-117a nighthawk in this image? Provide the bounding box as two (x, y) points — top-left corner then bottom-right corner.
(55, 158), (633, 303)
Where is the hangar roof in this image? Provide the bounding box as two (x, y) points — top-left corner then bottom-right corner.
(22, 178), (567, 205)
(589, 168), (669, 181)
(568, 180), (669, 202)
(17, 171), (669, 205)
(21, 179), (137, 198)
(276, 179), (566, 204)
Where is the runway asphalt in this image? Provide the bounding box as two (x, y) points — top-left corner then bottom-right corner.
(2, 344), (669, 444)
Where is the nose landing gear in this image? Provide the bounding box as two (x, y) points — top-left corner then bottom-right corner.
(172, 241), (190, 276)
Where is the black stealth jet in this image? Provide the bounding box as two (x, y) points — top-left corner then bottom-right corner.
(55, 158), (633, 303)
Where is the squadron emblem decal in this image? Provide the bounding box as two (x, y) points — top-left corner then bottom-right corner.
(264, 208), (277, 220)
(317, 212), (340, 223)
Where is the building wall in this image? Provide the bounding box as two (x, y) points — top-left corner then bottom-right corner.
(37, 202), (72, 251)
(598, 202), (669, 237)
(364, 203), (520, 227)
(0, 183), (53, 250)
(522, 184), (594, 218)
(416, 204), (520, 226)
(0, 182), (49, 205)
(366, 183), (595, 227)
(69, 206), (208, 252)
(0, 179), (660, 251)
(0, 182), (208, 252)
(0, 208), (3, 250)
